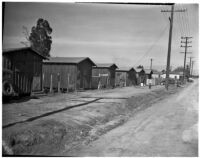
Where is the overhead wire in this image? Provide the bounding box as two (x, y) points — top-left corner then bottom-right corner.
(134, 23), (168, 66)
(180, 4), (189, 36)
(175, 4), (184, 37)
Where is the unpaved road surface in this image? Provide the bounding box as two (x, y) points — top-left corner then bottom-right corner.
(2, 82), (198, 156)
(67, 81), (198, 157)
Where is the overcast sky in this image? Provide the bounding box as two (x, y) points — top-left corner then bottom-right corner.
(3, 2), (199, 74)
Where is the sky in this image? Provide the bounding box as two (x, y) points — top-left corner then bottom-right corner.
(2, 2), (199, 74)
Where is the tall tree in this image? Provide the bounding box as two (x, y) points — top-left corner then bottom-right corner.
(29, 18), (52, 57)
(137, 65), (143, 69)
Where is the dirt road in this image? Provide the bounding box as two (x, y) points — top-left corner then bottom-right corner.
(67, 81), (198, 157)
(3, 82), (198, 156)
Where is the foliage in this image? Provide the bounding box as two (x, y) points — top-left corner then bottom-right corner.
(161, 69), (166, 74)
(172, 66), (184, 73)
(137, 65), (143, 69)
(29, 18), (53, 57)
(172, 65), (190, 77)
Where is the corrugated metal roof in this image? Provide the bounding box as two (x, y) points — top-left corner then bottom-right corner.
(3, 47), (47, 59)
(95, 63), (118, 69)
(43, 57), (96, 66)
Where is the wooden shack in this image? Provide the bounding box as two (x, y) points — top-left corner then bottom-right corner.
(135, 68), (146, 85)
(144, 69), (153, 79)
(3, 47), (46, 96)
(92, 63), (118, 89)
(144, 69), (153, 85)
(43, 57), (96, 91)
(115, 67), (137, 87)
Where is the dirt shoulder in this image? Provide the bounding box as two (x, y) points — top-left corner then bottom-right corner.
(3, 84), (184, 156)
(67, 81), (198, 157)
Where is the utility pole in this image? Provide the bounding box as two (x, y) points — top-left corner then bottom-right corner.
(150, 58), (153, 70)
(161, 4), (185, 90)
(180, 37), (192, 83)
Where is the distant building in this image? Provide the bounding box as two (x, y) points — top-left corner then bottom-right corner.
(115, 67), (137, 87)
(3, 47), (46, 96)
(144, 69), (153, 85)
(161, 72), (183, 80)
(92, 63), (118, 89)
(144, 69), (153, 79)
(135, 68), (146, 85)
(152, 69), (161, 78)
(43, 57), (96, 91)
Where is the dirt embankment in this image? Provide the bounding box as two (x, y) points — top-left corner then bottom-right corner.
(3, 86), (181, 156)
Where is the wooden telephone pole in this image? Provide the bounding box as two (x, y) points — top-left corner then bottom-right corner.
(161, 4), (186, 90)
(150, 58), (153, 70)
(180, 37), (192, 82)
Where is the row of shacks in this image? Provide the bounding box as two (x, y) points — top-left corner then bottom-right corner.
(3, 47), (159, 96)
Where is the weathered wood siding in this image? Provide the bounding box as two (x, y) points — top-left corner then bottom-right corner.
(115, 71), (128, 87)
(3, 50), (43, 95)
(136, 71), (146, 85)
(77, 59), (93, 89)
(109, 68), (116, 88)
(92, 67), (116, 88)
(43, 64), (77, 90)
(129, 70), (137, 85)
(92, 68), (110, 89)
(115, 70), (137, 87)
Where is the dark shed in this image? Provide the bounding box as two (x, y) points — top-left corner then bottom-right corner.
(92, 63), (118, 89)
(115, 67), (137, 87)
(144, 69), (153, 79)
(144, 69), (153, 85)
(3, 47), (46, 96)
(43, 57), (96, 91)
(135, 68), (146, 85)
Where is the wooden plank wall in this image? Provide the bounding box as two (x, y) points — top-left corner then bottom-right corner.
(13, 72), (32, 95)
(92, 68), (111, 89)
(11, 50), (43, 93)
(43, 64), (77, 91)
(128, 70), (137, 86)
(115, 71), (127, 87)
(77, 59), (93, 89)
(109, 68), (116, 88)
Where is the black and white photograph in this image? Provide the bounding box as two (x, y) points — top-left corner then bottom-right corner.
(2, 1), (199, 156)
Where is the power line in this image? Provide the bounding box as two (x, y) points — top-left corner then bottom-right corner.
(161, 4), (185, 90)
(134, 23), (168, 66)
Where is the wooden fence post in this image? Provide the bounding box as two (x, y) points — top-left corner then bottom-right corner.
(42, 73), (45, 91)
(125, 74), (127, 87)
(67, 74), (69, 93)
(57, 73), (61, 93)
(50, 74), (53, 93)
(98, 73), (101, 90)
(106, 76), (109, 88)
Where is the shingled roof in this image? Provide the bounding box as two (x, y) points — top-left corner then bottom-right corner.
(95, 63), (118, 69)
(116, 67), (135, 72)
(3, 47), (47, 59)
(43, 57), (96, 66)
(135, 68), (144, 73)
